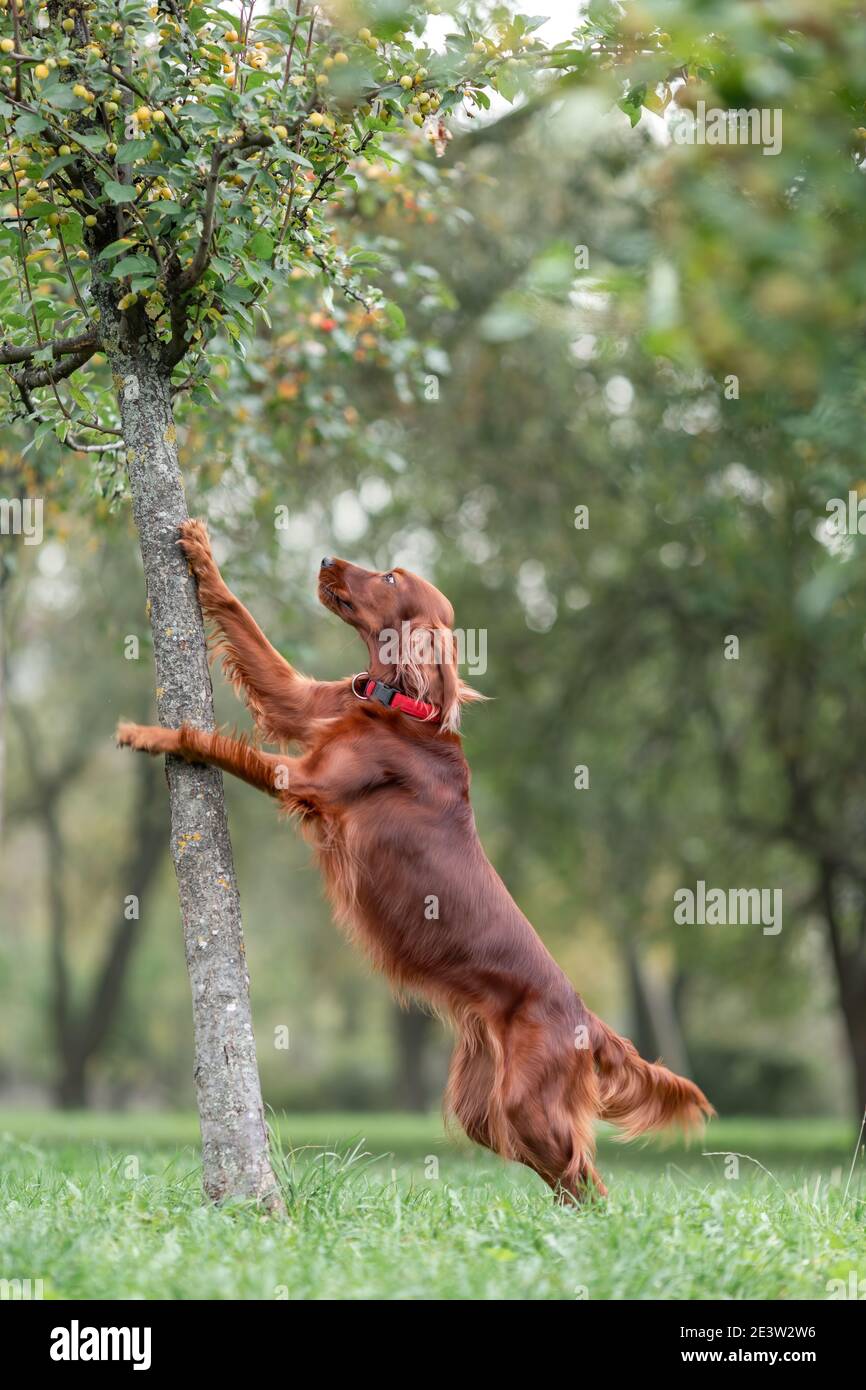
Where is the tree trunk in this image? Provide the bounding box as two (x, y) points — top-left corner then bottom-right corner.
(56, 1059), (87, 1110)
(828, 963), (866, 1120)
(45, 797), (73, 1094)
(393, 1002), (432, 1111)
(818, 861), (866, 1123)
(623, 937), (692, 1075)
(95, 290), (281, 1208)
(624, 937), (657, 1061)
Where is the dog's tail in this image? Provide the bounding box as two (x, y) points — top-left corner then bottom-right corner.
(587, 1009), (714, 1140)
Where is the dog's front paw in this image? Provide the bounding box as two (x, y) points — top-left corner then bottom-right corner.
(178, 518), (217, 580)
(116, 721), (178, 755)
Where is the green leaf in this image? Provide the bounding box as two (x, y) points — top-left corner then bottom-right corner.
(15, 113), (47, 137)
(111, 254), (157, 278)
(68, 382), (93, 413)
(280, 149), (314, 170)
(103, 180), (138, 204)
(148, 199), (180, 219)
(117, 140), (151, 162)
(43, 154), (78, 177)
(74, 131), (109, 151)
(221, 283), (254, 307)
(385, 302), (406, 332)
(496, 67), (520, 103)
(619, 86), (646, 128)
(47, 85), (81, 110)
(98, 239), (141, 261)
(246, 231), (274, 260)
(243, 71), (278, 90)
(183, 103), (220, 124)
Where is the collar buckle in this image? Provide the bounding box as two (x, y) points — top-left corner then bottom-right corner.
(367, 679), (397, 707)
(351, 673), (396, 706)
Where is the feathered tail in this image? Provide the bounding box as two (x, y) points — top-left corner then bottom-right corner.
(588, 1010), (715, 1140)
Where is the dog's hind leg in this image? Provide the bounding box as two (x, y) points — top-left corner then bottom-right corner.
(447, 1008), (607, 1203)
(494, 1009), (605, 1203)
(445, 1019), (498, 1153)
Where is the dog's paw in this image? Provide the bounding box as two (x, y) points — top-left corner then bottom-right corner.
(177, 518), (216, 577)
(116, 721), (175, 755)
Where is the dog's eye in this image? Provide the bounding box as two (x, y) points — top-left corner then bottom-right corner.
(382, 572), (396, 585)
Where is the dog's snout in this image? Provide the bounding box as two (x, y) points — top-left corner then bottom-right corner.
(320, 556), (334, 570)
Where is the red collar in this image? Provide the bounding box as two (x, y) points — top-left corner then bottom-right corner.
(351, 673), (440, 723)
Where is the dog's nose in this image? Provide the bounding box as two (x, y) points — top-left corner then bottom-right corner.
(321, 556), (333, 569)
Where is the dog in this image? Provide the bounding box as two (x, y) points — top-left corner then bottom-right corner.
(118, 520), (713, 1200)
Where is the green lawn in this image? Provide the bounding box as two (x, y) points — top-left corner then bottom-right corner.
(0, 1111), (863, 1300)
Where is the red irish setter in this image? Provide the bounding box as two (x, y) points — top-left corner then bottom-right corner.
(118, 520), (712, 1200)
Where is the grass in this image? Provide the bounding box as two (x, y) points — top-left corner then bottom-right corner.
(0, 1110), (863, 1300)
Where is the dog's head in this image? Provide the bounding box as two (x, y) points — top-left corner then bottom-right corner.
(318, 557), (483, 732)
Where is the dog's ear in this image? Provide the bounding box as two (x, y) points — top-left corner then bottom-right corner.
(397, 624), (486, 733)
(438, 659), (486, 733)
(450, 675), (487, 732)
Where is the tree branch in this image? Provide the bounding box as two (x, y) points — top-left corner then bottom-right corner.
(0, 329), (99, 366)
(170, 132), (274, 299)
(14, 345), (97, 391)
